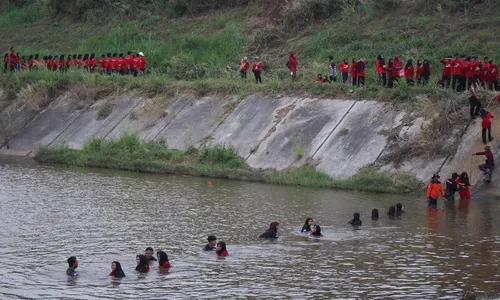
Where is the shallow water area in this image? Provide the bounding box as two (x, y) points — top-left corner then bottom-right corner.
(0, 157), (499, 299)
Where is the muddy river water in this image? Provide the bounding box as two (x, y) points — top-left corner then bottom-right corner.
(0, 157), (499, 299)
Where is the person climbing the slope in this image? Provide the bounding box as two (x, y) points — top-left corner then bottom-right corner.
(472, 145), (495, 183)
(480, 108), (494, 144)
(287, 51), (298, 82)
(426, 173), (445, 208)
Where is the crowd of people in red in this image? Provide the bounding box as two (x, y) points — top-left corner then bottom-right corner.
(3, 47), (147, 76)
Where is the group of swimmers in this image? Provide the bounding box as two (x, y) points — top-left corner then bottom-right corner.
(3, 47), (147, 75)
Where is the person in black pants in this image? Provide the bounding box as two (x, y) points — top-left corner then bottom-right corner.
(469, 83), (482, 119)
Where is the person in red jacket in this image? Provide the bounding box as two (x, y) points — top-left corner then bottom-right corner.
(20, 56), (27, 71)
(421, 59), (432, 85)
(65, 55), (72, 69)
(287, 51), (298, 82)
(480, 108), (494, 144)
(440, 56), (452, 88)
(215, 241), (229, 257)
(404, 59), (415, 85)
(451, 54), (465, 91)
(156, 251), (171, 269)
(28, 55), (33, 70)
(356, 58), (368, 86)
(239, 56), (250, 79)
(456, 172), (471, 200)
(88, 53), (96, 72)
(376, 54), (386, 87)
(386, 58), (394, 88)
(105, 53), (112, 75)
(51, 55), (58, 71)
(58, 55), (66, 71)
(488, 60), (499, 91)
(465, 57), (479, 90)
(9, 47), (17, 72)
(252, 56), (263, 84)
(338, 58), (349, 83)
(124, 51), (133, 75)
(110, 53), (117, 73)
(426, 173), (445, 208)
(116, 53), (123, 75)
(480, 57), (490, 88)
(350, 58), (358, 86)
(473, 145), (495, 183)
(393, 55), (403, 82)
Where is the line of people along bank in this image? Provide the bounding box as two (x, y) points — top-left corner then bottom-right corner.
(65, 211), (409, 279)
(3, 47), (147, 75)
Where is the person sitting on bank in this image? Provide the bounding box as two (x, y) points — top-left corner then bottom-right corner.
(259, 221), (279, 238)
(144, 247), (157, 264)
(472, 145), (495, 183)
(445, 173), (462, 201)
(371, 209), (379, 221)
(301, 217), (313, 233)
(135, 255), (150, 273)
(395, 203), (405, 215)
(314, 73), (324, 83)
(157, 251), (171, 269)
(215, 241), (229, 257)
(203, 235), (217, 251)
(109, 261), (126, 278)
(348, 212), (362, 226)
(66, 256), (79, 276)
(426, 173), (445, 208)
(309, 225), (323, 237)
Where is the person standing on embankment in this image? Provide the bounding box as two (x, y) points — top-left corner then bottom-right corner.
(287, 51), (298, 82)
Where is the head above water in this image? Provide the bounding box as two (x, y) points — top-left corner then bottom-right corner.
(396, 203), (403, 211)
(157, 250), (169, 263)
(388, 206), (396, 215)
(311, 225), (322, 236)
(207, 235), (217, 247)
(269, 221), (280, 231)
(111, 261), (125, 278)
(216, 241), (227, 255)
(452, 172), (460, 179)
(67, 256), (78, 268)
(145, 247), (154, 259)
(371, 209), (379, 219)
(352, 212), (360, 221)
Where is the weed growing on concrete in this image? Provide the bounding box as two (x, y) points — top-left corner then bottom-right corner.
(97, 102), (114, 120)
(339, 128), (349, 136)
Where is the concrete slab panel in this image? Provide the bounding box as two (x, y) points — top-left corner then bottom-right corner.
(156, 96), (228, 150)
(0, 105), (37, 149)
(246, 99), (356, 170)
(314, 101), (394, 178)
(210, 95), (296, 158)
(51, 95), (140, 149)
(381, 157), (446, 182)
(106, 97), (191, 142)
(5, 96), (84, 154)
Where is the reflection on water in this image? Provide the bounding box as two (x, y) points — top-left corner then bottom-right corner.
(0, 159), (499, 299)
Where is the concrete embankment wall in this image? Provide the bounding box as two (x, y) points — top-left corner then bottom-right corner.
(1, 88), (499, 188)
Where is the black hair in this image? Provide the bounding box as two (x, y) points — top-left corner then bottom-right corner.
(60, 55), (64, 60)
(352, 212), (360, 220)
(157, 251), (169, 266)
(349, 212), (362, 226)
(119, 53), (124, 57)
(67, 256), (77, 267)
(317, 73), (322, 77)
(113, 53), (118, 57)
(387, 206), (396, 216)
(83, 54), (89, 60)
(101, 54), (106, 57)
(112, 261), (126, 278)
(28, 55), (33, 60)
(135, 254), (148, 272)
(145, 247), (154, 252)
(329, 55), (333, 61)
(396, 203), (403, 211)
(4, 53), (7, 58)
(90, 53), (95, 59)
(107, 53), (112, 57)
(460, 172), (470, 186)
(73, 55), (77, 59)
(127, 51), (131, 55)
(301, 217), (313, 232)
(371, 209), (379, 220)
(310, 225), (322, 236)
(216, 241), (227, 256)
(207, 235), (217, 242)
(405, 59), (413, 70)
(35, 54), (39, 59)
(77, 54), (82, 59)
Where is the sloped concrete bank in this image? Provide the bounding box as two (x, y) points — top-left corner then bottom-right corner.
(1, 88), (498, 191)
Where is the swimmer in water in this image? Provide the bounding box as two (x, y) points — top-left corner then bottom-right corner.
(348, 212), (362, 226)
(157, 251), (171, 269)
(396, 203), (405, 215)
(66, 256), (78, 276)
(203, 235), (217, 251)
(301, 217), (313, 233)
(135, 254), (150, 273)
(309, 225), (323, 237)
(215, 241), (229, 257)
(387, 205), (396, 217)
(259, 221), (279, 238)
(109, 261), (126, 278)
(371, 209), (379, 221)
(144, 247), (157, 264)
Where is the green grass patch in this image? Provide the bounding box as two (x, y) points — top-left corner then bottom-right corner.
(35, 133), (422, 194)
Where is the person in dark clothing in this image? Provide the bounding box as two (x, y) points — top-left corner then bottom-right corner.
(480, 108), (494, 144)
(395, 203), (405, 215)
(386, 58), (394, 88)
(421, 59), (432, 85)
(135, 255), (150, 273)
(387, 206), (396, 217)
(371, 209), (379, 221)
(252, 56), (263, 84)
(376, 55), (386, 87)
(109, 261), (126, 278)
(348, 212), (362, 226)
(4, 53), (9, 73)
(309, 225), (323, 237)
(473, 145), (495, 183)
(203, 235), (217, 251)
(66, 256), (79, 276)
(259, 221), (279, 238)
(144, 247), (157, 264)
(328, 56), (337, 82)
(301, 217), (313, 233)
(445, 173), (462, 201)
(468, 83), (482, 119)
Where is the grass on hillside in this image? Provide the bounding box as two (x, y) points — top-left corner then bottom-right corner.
(34, 133), (423, 194)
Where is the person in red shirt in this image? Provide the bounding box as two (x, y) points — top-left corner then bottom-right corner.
(393, 55), (403, 81)
(440, 56), (452, 88)
(72, 55), (78, 68)
(9, 47), (17, 72)
(110, 53), (118, 73)
(28, 55), (33, 70)
(309, 225), (324, 237)
(314, 73), (324, 83)
(82, 54), (89, 71)
(138, 52), (146, 74)
(239, 56), (250, 79)
(404, 59), (415, 85)
(456, 172), (471, 200)
(287, 51), (298, 82)
(58, 55), (66, 71)
(116, 53), (124, 75)
(135, 255), (150, 273)
(376, 55), (386, 86)
(350, 58), (358, 86)
(51, 56), (59, 71)
(21, 56), (27, 71)
(65, 54), (72, 69)
(98, 54), (106, 73)
(386, 58), (394, 88)
(480, 57), (490, 88)
(472, 145), (495, 183)
(34, 54), (40, 68)
(356, 58), (368, 86)
(480, 108), (494, 144)
(252, 56), (263, 84)
(421, 59), (432, 85)
(124, 51), (133, 75)
(451, 54), (465, 91)
(14, 52), (21, 72)
(132, 53), (140, 77)
(108, 261), (125, 278)
(156, 251), (171, 269)
(77, 54), (83, 68)
(415, 60), (423, 84)
(215, 241), (229, 257)
(465, 57), (479, 90)
(337, 58), (349, 83)
(488, 60), (498, 91)
(105, 53), (112, 75)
